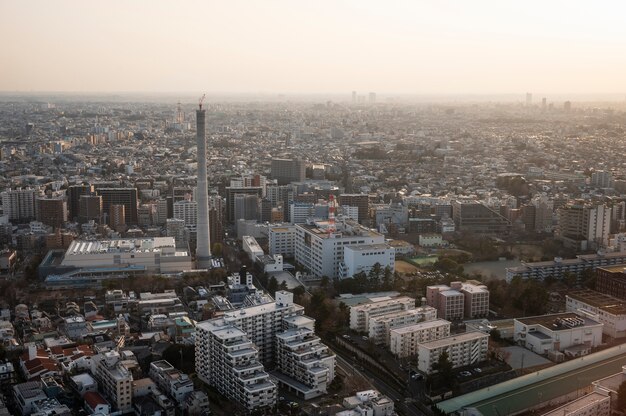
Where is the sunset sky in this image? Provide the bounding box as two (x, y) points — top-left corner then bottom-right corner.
(2, 0), (625, 95)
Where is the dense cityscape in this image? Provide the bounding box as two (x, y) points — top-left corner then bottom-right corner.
(0, 93), (625, 416)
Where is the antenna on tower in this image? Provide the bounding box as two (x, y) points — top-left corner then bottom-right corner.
(328, 194), (336, 234)
(199, 94), (206, 110)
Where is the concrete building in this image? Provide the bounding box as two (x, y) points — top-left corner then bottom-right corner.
(426, 284), (465, 321)
(339, 194), (369, 224)
(514, 313), (603, 357)
(271, 158), (305, 185)
(459, 281), (490, 319)
(225, 187), (263, 223)
(566, 290), (626, 338)
(195, 320), (277, 412)
(35, 197), (67, 228)
(173, 200), (197, 229)
(1, 188), (36, 223)
(339, 390), (395, 416)
(595, 264), (626, 300)
(368, 306), (437, 345)
(452, 200), (511, 235)
(68, 184), (93, 222)
(274, 315), (335, 399)
(148, 360), (194, 405)
(110, 204), (125, 231)
(242, 235), (264, 261)
(417, 332), (489, 374)
(506, 251), (626, 282)
(295, 218), (388, 279)
(341, 244), (395, 278)
(269, 225), (296, 257)
(96, 188), (138, 225)
(60, 237), (192, 274)
(78, 195), (102, 224)
(92, 350), (134, 413)
(350, 296), (415, 333)
(390, 319), (452, 359)
(557, 203), (611, 250)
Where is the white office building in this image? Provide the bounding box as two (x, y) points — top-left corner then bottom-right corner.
(417, 332), (489, 374)
(390, 319), (451, 358)
(173, 200), (197, 229)
(566, 290), (626, 338)
(242, 235), (264, 262)
(269, 225), (296, 257)
(341, 244), (395, 278)
(514, 313), (603, 357)
(295, 218), (389, 279)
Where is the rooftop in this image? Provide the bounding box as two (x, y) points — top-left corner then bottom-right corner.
(516, 312), (601, 329)
(419, 331), (488, 349)
(390, 319), (451, 335)
(568, 290), (626, 315)
(542, 391), (609, 416)
(65, 237), (178, 256)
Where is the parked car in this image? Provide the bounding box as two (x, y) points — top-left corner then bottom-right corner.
(459, 371), (472, 377)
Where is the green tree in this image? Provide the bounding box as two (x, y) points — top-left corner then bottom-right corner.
(267, 276), (278, 296)
(432, 351), (453, 381)
(212, 243), (223, 257)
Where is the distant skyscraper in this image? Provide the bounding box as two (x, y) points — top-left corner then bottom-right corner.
(97, 188), (138, 225)
(195, 102), (212, 268)
(541, 97), (547, 111)
(36, 196), (67, 228)
(564, 101), (572, 111)
(68, 184), (93, 221)
(351, 91), (357, 103)
(525, 92), (532, 106)
(368, 92), (376, 103)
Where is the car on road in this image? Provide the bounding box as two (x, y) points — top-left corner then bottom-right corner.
(362, 336), (368, 341)
(343, 334), (350, 339)
(411, 373), (423, 380)
(473, 368), (482, 373)
(459, 371), (472, 377)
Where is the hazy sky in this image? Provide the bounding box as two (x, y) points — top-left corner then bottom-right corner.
(2, 0), (626, 95)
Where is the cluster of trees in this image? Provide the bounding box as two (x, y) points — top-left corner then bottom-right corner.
(487, 276), (549, 315)
(333, 264), (396, 294)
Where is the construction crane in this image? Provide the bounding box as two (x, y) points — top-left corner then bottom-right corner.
(199, 94), (206, 110)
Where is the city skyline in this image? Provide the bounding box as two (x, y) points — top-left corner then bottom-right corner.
(2, 0), (626, 95)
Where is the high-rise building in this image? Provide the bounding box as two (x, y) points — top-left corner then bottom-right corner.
(368, 92), (376, 103)
(591, 170), (614, 189)
(1, 189), (36, 223)
(271, 158), (306, 185)
(557, 203), (611, 249)
(67, 184), (93, 221)
(526, 92), (532, 106)
(233, 194), (259, 222)
(173, 200), (198, 229)
(352, 91), (357, 103)
(91, 351), (134, 413)
(36, 196), (67, 228)
(195, 104), (212, 268)
(451, 200), (511, 235)
(225, 187), (263, 223)
(110, 204), (126, 232)
(79, 195), (102, 224)
(97, 188), (138, 225)
(338, 194), (369, 224)
(208, 194), (224, 246)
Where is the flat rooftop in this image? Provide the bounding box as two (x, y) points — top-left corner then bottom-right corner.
(542, 392), (609, 416)
(65, 237), (177, 256)
(390, 319), (450, 335)
(517, 312), (601, 328)
(419, 331), (488, 349)
(568, 290), (626, 315)
(597, 264), (626, 274)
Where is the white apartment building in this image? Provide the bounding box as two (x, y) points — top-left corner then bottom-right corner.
(341, 244), (395, 278)
(514, 313), (603, 357)
(217, 291), (304, 366)
(269, 225), (296, 257)
(196, 320), (277, 412)
(173, 200), (197, 229)
(417, 331), (489, 374)
(350, 296), (416, 333)
(566, 290), (626, 338)
(295, 218), (388, 279)
(61, 237), (192, 274)
(542, 391), (610, 416)
(274, 315), (335, 399)
(1, 188), (36, 222)
(390, 319), (452, 358)
(368, 306), (437, 345)
(91, 350), (134, 413)
(149, 360), (194, 405)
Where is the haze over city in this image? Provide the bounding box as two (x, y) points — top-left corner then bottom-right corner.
(2, 0), (626, 96)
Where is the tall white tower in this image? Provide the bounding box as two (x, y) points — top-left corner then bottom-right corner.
(196, 99), (212, 268)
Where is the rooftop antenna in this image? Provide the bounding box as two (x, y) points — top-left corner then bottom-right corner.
(199, 94), (206, 110)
